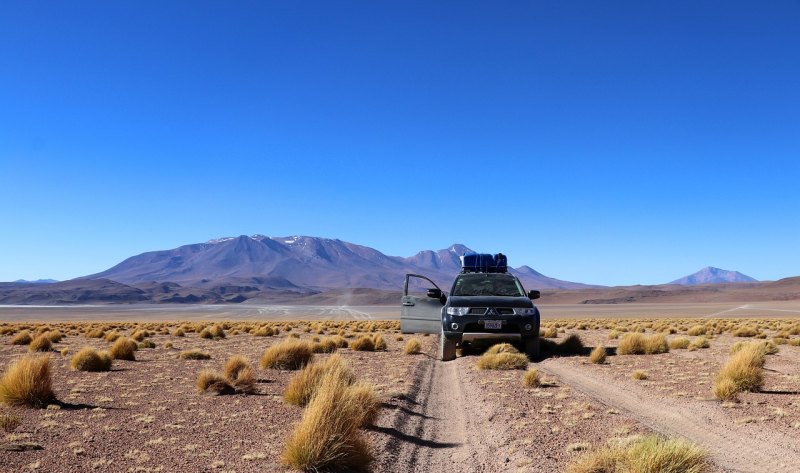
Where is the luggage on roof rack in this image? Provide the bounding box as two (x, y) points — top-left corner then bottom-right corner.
(460, 252), (508, 273)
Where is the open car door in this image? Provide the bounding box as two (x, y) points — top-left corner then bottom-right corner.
(400, 274), (445, 334)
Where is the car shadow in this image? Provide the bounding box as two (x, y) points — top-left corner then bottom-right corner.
(366, 425), (461, 449)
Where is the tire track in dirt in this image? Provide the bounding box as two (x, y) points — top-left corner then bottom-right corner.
(374, 357), (502, 472)
(539, 359), (800, 473)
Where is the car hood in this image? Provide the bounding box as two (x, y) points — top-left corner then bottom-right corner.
(447, 296), (532, 308)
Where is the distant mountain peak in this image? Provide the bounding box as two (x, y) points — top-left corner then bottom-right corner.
(669, 267), (757, 285)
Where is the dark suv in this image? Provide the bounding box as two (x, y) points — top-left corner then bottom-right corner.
(400, 254), (541, 361)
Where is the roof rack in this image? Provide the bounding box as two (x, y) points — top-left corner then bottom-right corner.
(459, 252), (508, 273)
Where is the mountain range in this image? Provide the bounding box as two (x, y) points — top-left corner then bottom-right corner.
(0, 235), (772, 305)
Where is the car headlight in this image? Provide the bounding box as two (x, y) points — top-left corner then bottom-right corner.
(514, 308), (537, 316)
(446, 307), (469, 316)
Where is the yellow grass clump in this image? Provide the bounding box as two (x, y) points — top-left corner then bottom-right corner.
(688, 337), (710, 350)
(180, 349), (211, 360)
(668, 337), (690, 350)
(372, 334), (387, 351)
(404, 339), (422, 355)
(11, 331), (33, 346)
(70, 347), (112, 372)
(197, 356), (256, 395)
(589, 345), (606, 364)
(565, 435), (707, 473)
(285, 355), (355, 407)
(0, 355), (56, 408)
(282, 366), (376, 471)
(632, 370), (648, 380)
(523, 368), (541, 387)
(351, 335), (376, 352)
(713, 342), (766, 401)
(542, 326), (558, 338)
(28, 334), (52, 353)
(478, 351), (529, 370)
(617, 333), (669, 355)
(110, 337), (137, 361)
(261, 339), (314, 370)
(196, 369), (234, 395)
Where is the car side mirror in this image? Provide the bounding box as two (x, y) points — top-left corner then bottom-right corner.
(528, 290), (540, 300)
(427, 288), (442, 299)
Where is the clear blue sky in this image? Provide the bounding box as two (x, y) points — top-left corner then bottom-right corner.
(1, 1), (799, 286)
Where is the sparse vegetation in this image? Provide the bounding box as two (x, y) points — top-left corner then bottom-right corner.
(478, 344), (529, 370)
(632, 370), (648, 380)
(404, 338), (422, 355)
(10, 331), (33, 345)
(70, 348), (113, 372)
(523, 368), (541, 387)
(0, 410), (20, 432)
(565, 435), (707, 473)
(261, 339), (314, 370)
(668, 337), (690, 349)
(589, 345), (606, 364)
(351, 335), (376, 351)
(180, 349), (211, 360)
(714, 342), (766, 400)
(28, 334), (53, 352)
(0, 355), (56, 408)
(110, 337), (137, 361)
(617, 333), (669, 355)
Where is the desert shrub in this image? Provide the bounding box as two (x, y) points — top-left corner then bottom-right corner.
(196, 369), (234, 395)
(45, 330), (63, 343)
(223, 355), (250, 380)
(209, 325), (225, 339)
(668, 337), (690, 350)
(733, 326), (758, 337)
(0, 355), (56, 408)
(608, 330), (620, 340)
(589, 345), (606, 364)
(180, 349), (211, 360)
(714, 343), (766, 400)
(253, 326), (273, 337)
(617, 333), (669, 355)
(288, 333), (300, 339)
(199, 328), (213, 339)
(485, 343), (519, 355)
(230, 365), (256, 394)
(172, 329), (185, 337)
(348, 382), (380, 427)
(565, 435), (707, 473)
(372, 334), (387, 351)
(0, 410), (20, 432)
(632, 370), (648, 380)
(138, 340), (156, 349)
(477, 352), (529, 370)
(86, 328), (105, 338)
(731, 340), (777, 356)
(282, 368), (375, 471)
(70, 348), (112, 372)
(523, 368), (541, 387)
(351, 336), (375, 352)
(261, 339), (313, 370)
(542, 327), (558, 338)
(110, 337), (137, 361)
(104, 331), (121, 342)
(131, 330), (146, 342)
(11, 331), (33, 346)
(164, 342), (173, 349)
(688, 337), (710, 350)
(404, 339), (422, 355)
(285, 355), (355, 407)
(60, 348), (69, 357)
(687, 325), (706, 336)
(28, 335), (52, 353)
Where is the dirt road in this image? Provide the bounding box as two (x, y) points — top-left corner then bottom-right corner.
(539, 359), (800, 473)
(374, 356), (507, 472)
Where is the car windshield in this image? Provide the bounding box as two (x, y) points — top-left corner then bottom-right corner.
(451, 274), (525, 297)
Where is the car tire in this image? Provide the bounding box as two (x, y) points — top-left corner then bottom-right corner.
(439, 329), (457, 361)
(524, 336), (540, 360)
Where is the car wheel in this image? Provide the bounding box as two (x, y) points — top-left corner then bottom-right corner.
(524, 336), (540, 360)
(439, 329), (457, 361)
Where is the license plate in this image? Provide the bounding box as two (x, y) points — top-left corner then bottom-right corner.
(484, 320), (502, 330)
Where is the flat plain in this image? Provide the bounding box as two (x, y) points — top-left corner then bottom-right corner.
(1, 302), (799, 472)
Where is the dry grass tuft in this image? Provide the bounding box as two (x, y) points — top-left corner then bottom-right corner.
(668, 337), (690, 350)
(28, 335), (52, 353)
(0, 410), (20, 432)
(485, 343), (519, 355)
(565, 434), (707, 473)
(688, 337), (710, 350)
(110, 337), (137, 361)
(196, 369), (234, 395)
(589, 345), (606, 364)
(372, 334), (387, 351)
(261, 339), (314, 370)
(478, 351), (529, 370)
(180, 349), (211, 360)
(523, 368), (541, 387)
(632, 370), (648, 380)
(70, 348), (112, 372)
(0, 355), (56, 408)
(45, 330), (63, 343)
(542, 326), (558, 338)
(223, 355), (249, 380)
(285, 355), (355, 407)
(10, 331), (33, 345)
(714, 342), (766, 401)
(351, 335), (376, 352)
(282, 367), (375, 471)
(617, 333), (669, 355)
(404, 339), (422, 355)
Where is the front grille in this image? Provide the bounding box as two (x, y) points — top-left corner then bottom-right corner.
(467, 307), (515, 316)
(468, 307), (487, 315)
(497, 308), (515, 315)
